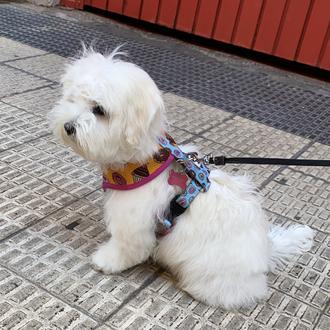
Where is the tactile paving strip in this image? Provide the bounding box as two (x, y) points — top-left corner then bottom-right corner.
(0, 209), (158, 328)
(188, 136), (280, 188)
(0, 36), (46, 62)
(0, 265), (99, 330)
(2, 86), (61, 118)
(164, 93), (232, 134)
(293, 143), (330, 182)
(0, 158), (77, 240)
(103, 226), (328, 330)
(7, 54), (68, 83)
(0, 135), (101, 198)
(200, 116), (310, 158)
(0, 65), (51, 98)
(0, 5), (329, 145)
(0, 102), (50, 151)
(262, 168), (330, 234)
(2, 203), (327, 330)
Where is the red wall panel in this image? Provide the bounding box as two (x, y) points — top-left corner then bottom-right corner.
(157, 0), (179, 28)
(108, 0), (123, 14)
(274, 0), (311, 60)
(123, 0), (142, 19)
(72, 0), (329, 70)
(90, 0), (107, 10)
(233, 0), (264, 48)
(175, 0), (199, 33)
(296, 0), (330, 66)
(253, 0), (287, 53)
(213, 0), (241, 43)
(60, 0), (84, 8)
(140, 0), (159, 23)
(194, 0), (219, 38)
(318, 33), (330, 70)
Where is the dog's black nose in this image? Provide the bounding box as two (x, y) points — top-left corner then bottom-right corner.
(64, 122), (75, 136)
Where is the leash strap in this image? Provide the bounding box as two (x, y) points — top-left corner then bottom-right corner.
(206, 156), (330, 167)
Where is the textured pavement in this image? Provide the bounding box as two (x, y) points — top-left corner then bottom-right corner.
(0, 2), (329, 330)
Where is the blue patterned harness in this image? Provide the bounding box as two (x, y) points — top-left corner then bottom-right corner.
(157, 135), (211, 235)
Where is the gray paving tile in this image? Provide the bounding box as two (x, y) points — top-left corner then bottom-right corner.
(0, 37), (46, 62)
(262, 168), (330, 233)
(0, 102), (49, 151)
(0, 266), (98, 330)
(0, 135), (101, 198)
(7, 54), (68, 83)
(188, 136), (280, 188)
(316, 315), (330, 330)
(168, 126), (196, 144)
(0, 65), (50, 98)
(201, 116), (311, 158)
(0, 160), (77, 240)
(164, 93), (231, 134)
(95, 326), (112, 330)
(2, 86), (61, 118)
(115, 280), (324, 329)
(293, 143), (330, 182)
(0, 213), (157, 324)
(265, 214), (329, 310)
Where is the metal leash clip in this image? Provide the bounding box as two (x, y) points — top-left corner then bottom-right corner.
(176, 152), (198, 166)
(186, 152), (199, 162)
(200, 153), (213, 165)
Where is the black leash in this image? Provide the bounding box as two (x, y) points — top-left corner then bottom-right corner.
(203, 155), (330, 167)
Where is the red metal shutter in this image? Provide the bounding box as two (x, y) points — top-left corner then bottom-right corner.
(60, 0), (84, 9)
(274, 0), (311, 60)
(80, 0), (330, 70)
(90, 0), (107, 10)
(318, 35), (330, 70)
(108, 0), (124, 14)
(175, 0), (199, 33)
(140, 0), (160, 23)
(194, 0), (219, 38)
(213, 0), (241, 43)
(123, 0), (142, 19)
(232, 0), (264, 48)
(296, 0), (330, 67)
(253, 0), (287, 54)
(157, 0), (180, 28)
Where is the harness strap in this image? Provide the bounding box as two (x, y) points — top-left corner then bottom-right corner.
(157, 135), (210, 236)
(158, 135), (211, 192)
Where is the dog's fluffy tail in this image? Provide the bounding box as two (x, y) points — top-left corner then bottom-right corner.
(268, 224), (314, 271)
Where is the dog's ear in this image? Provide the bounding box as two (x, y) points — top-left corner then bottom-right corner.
(124, 92), (165, 146)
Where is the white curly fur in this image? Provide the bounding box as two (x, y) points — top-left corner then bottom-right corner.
(49, 48), (314, 308)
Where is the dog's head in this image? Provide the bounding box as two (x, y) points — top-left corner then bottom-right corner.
(49, 48), (165, 166)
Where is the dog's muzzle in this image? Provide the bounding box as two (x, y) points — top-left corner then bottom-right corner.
(64, 122), (76, 136)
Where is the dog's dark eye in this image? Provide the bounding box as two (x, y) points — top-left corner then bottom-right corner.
(92, 105), (105, 116)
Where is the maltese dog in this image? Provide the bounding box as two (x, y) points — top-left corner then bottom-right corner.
(49, 48), (314, 308)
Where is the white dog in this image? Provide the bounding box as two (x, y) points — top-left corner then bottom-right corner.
(49, 48), (314, 309)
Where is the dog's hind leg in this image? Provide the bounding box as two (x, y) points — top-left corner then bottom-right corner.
(182, 272), (268, 308)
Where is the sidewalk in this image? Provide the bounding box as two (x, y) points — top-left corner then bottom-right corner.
(0, 2), (329, 330)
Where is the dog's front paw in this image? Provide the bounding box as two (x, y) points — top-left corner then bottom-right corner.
(91, 245), (115, 274)
(92, 241), (130, 274)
